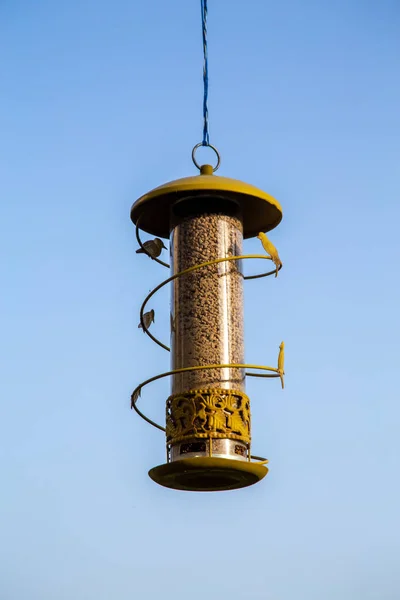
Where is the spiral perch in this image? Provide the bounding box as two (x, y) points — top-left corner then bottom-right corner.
(132, 229), (284, 466)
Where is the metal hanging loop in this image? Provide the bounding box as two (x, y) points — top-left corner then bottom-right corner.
(192, 142), (221, 172)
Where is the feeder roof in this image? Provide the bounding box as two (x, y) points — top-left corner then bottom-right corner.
(130, 165), (282, 239)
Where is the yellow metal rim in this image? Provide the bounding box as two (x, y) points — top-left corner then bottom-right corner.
(130, 169), (282, 239)
(148, 457), (268, 492)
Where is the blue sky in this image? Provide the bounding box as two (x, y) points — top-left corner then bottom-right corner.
(1, 1), (400, 598)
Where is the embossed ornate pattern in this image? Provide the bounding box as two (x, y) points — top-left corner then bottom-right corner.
(166, 388), (251, 445)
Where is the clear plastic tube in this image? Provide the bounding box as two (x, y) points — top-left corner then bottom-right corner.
(170, 209), (245, 394)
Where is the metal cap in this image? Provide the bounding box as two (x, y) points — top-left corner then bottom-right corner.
(130, 166), (282, 240)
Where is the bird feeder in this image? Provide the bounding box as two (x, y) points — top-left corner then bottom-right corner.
(130, 148), (284, 492)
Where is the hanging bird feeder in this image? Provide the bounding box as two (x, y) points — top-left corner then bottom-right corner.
(129, 2), (285, 492)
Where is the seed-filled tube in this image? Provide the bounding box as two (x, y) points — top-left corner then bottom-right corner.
(167, 198), (249, 462)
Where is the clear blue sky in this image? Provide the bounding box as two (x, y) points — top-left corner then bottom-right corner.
(1, 1), (400, 598)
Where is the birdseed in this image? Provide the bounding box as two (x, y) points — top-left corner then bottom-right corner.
(170, 211), (245, 394)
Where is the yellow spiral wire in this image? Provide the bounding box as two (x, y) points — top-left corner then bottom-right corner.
(132, 223), (284, 464)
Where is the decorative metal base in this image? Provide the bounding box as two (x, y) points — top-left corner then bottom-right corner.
(149, 457), (268, 492)
(166, 388), (251, 447)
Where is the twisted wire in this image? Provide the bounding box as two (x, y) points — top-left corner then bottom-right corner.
(200, 0), (210, 146)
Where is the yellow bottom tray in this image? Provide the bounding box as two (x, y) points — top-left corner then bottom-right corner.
(149, 456), (268, 492)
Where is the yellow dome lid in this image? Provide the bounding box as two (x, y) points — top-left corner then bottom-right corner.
(130, 164), (282, 239)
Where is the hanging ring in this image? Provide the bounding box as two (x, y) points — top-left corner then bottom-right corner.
(192, 143), (221, 172)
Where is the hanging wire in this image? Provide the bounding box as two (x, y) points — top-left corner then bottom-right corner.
(200, 0), (210, 146)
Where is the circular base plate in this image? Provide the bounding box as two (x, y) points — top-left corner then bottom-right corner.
(148, 457), (268, 492)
